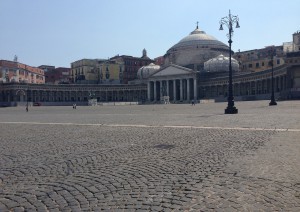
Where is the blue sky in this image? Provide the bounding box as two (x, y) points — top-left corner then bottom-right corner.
(0, 0), (299, 67)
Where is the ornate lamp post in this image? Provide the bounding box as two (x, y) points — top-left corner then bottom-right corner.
(219, 10), (240, 114)
(269, 48), (277, 106)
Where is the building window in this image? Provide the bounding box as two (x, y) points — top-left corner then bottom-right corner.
(105, 66), (110, 79)
(256, 63), (259, 68)
(277, 59), (280, 64)
(248, 64), (252, 68)
(262, 62), (264, 66)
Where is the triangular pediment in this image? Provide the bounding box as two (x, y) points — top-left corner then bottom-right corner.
(150, 64), (195, 78)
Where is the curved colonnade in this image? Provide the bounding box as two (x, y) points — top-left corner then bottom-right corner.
(199, 65), (296, 100)
(0, 84), (147, 106)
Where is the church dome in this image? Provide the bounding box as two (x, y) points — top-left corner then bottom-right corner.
(137, 63), (160, 79)
(169, 27), (227, 50)
(164, 25), (229, 69)
(204, 54), (239, 72)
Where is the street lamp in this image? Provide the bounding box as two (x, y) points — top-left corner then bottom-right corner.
(219, 10), (240, 114)
(269, 48), (277, 106)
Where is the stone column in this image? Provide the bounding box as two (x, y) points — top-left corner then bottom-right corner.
(147, 81), (151, 101)
(173, 79), (176, 101)
(187, 78), (190, 101)
(166, 80), (169, 96)
(159, 80), (163, 99)
(154, 81), (157, 101)
(193, 78), (197, 101)
(180, 79), (183, 101)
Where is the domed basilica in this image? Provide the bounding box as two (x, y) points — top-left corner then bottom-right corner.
(139, 24), (239, 103)
(136, 23), (298, 103)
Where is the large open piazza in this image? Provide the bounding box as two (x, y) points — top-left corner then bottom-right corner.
(0, 101), (300, 211)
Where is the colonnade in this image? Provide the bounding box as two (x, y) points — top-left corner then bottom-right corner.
(147, 78), (197, 102)
(0, 84), (147, 103)
(23, 90), (146, 102)
(201, 75), (287, 98)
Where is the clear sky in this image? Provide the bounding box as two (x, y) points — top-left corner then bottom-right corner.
(0, 0), (299, 68)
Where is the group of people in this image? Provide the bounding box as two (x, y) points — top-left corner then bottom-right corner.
(72, 104), (77, 109)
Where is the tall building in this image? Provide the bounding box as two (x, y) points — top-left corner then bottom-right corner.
(234, 46), (285, 72)
(110, 49), (154, 84)
(0, 60), (45, 84)
(70, 59), (105, 84)
(293, 30), (300, 52)
(39, 65), (71, 84)
(98, 60), (124, 84)
(43, 67), (71, 84)
(38, 65), (55, 73)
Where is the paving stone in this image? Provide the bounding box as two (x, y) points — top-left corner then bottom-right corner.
(0, 102), (300, 211)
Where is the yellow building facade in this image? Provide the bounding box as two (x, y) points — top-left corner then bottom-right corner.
(234, 46), (285, 73)
(98, 61), (124, 84)
(70, 59), (124, 84)
(70, 59), (104, 84)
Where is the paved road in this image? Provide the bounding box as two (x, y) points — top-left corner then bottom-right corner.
(0, 100), (299, 211)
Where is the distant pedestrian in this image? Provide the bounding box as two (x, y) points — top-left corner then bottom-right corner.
(74, 103), (77, 109)
(191, 100), (195, 106)
(72, 104), (75, 109)
(26, 106), (28, 112)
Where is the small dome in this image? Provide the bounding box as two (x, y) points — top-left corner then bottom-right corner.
(204, 54), (239, 72)
(137, 63), (160, 79)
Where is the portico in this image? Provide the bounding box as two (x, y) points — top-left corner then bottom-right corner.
(147, 64), (197, 102)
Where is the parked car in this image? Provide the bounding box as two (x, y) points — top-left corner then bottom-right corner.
(33, 102), (41, 106)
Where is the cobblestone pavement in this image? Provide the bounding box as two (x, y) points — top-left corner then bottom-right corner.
(0, 101), (300, 211)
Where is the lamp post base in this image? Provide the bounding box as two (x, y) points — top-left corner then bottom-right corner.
(225, 106), (238, 114)
(269, 100), (277, 106)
